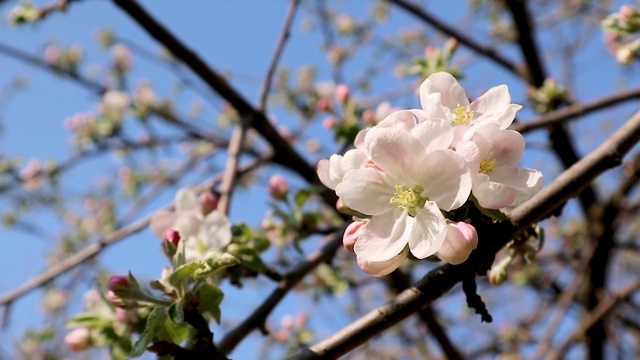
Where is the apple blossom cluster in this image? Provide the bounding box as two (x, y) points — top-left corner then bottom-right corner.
(318, 72), (543, 276)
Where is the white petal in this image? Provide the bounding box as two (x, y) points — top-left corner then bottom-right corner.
(419, 72), (469, 111)
(336, 168), (394, 215)
(476, 104), (522, 129)
(366, 126), (424, 181)
(354, 209), (411, 262)
(411, 117), (454, 152)
(175, 188), (199, 213)
(357, 247), (409, 276)
(174, 213), (203, 239)
(498, 168), (543, 206)
(455, 139), (481, 172)
(150, 211), (177, 238)
(316, 159), (335, 189)
(491, 130), (524, 167)
(470, 85), (511, 114)
(201, 210), (232, 248)
(415, 150), (472, 211)
(376, 110), (417, 130)
(473, 174), (516, 209)
(407, 202), (447, 259)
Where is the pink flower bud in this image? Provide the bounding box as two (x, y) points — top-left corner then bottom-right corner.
(316, 98), (332, 112)
(268, 174), (289, 199)
(44, 45), (61, 65)
(163, 228), (181, 246)
(322, 116), (336, 129)
(108, 275), (130, 292)
(343, 221), (365, 252)
(335, 84), (350, 103)
(620, 4), (636, 19)
(361, 109), (375, 125)
(114, 308), (136, 324)
(296, 312), (309, 327)
(438, 222), (478, 265)
(445, 37), (458, 50)
(64, 328), (91, 351)
(199, 191), (219, 215)
(281, 314), (294, 330)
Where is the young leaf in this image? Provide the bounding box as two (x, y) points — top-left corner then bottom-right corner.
(167, 302), (184, 324)
(199, 283), (224, 323)
(128, 306), (166, 358)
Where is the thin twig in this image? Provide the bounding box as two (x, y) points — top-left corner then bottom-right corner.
(218, 0), (300, 215)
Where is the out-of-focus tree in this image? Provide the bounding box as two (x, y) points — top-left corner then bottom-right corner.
(0, 0), (639, 359)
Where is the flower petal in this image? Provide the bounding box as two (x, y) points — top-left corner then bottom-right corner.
(366, 126), (425, 182)
(414, 150), (472, 211)
(336, 168), (394, 216)
(419, 72), (469, 111)
(407, 202), (448, 259)
(175, 188), (199, 213)
(495, 167), (543, 206)
(150, 211), (177, 238)
(438, 222), (478, 265)
(411, 117), (454, 152)
(201, 210), (232, 248)
(354, 209), (411, 262)
(357, 247), (409, 276)
(376, 110), (417, 130)
(473, 173), (516, 209)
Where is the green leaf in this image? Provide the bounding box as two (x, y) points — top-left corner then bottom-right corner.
(227, 244), (267, 272)
(294, 189), (311, 208)
(203, 250), (240, 276)
(167, 302), (184, 324)
(157, 317), (190, 345)
(199, 283), (224, 323)
(128, 306), (166, 358)
(66, 313), (111, 328)
(167, 260), (209, 287)
(168, 251), (239, 286)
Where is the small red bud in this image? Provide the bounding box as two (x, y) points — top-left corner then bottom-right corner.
(107, 275), (130, 292)
(163, 228), (181, 246)
(199, 191), (219, 215)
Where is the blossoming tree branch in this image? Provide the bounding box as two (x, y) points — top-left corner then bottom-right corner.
(1, 1), (640, 359)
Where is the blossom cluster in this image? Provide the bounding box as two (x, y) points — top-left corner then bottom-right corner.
(318, 72), (543, 276)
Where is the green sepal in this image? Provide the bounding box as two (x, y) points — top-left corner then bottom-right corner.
(167, 301), (184, 324)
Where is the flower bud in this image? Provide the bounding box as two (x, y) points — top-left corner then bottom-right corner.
(44, 45), (61, 66)
(268, 174), (289, 199)
(114, 308), (136, 324)
(199, 191), (219, 215)
(111, 43), (132, 72)
(620, 4), (637, 19)
(438, 222), (478, 265)
(323, 116), (336, 129)
(317, 98), (332, 112)
(356, 250), (407, 277)
(488, 255), (513, 285)
(107, 275), (130, 292)
(64, 328), (91, 351)
(163, 228), (181, 246)
(343, 221), (365, 251)
(335, 84), (350, 103)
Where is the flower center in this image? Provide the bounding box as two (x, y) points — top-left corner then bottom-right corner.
(389, 185), (426, 217)
(479, 154), (497, 174)
(452, 104), (474, 126)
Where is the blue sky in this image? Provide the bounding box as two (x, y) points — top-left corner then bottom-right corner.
(0, 0), (638, 358)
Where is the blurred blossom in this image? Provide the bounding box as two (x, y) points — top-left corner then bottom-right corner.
(336, 14), (357, 34)
(111, 43), (132, 72)
(199, 191), (219, 215)
(316, 97), (332, 112)
(322, 116), (336, 129)
(20, 159), (42, 191)
(327, 45), (347, 65)
(281, 314), (295, 330)
(101, 90), (130, 119)
(114, 308), (136, 324)
(134, 80), (155, 114)
(268, 174), (289, 199)
(41, 288), (70, 313)
(335, 84), (350, 103)
(64, 327), (91, 351)
(44, 45), (61, 65)
(297, 66), (315, 89)
(278, 125), (296, 143)
(305, 139), (321, 153)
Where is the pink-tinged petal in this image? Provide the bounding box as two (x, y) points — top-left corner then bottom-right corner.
(473, 174), (516, 209)
(365, 126), (424, 181)
(343, 221), (366, 251)
(438, 222), (478, 265)
(336, 168), (394, 215)
(150, 211), (177, 238)
(451, 124), (470, 147)
(411, 117), (454, 152)
(475, 104), (522, 129)
(354, 128), (368, 153)
(343, 149), (368, 171)
(499, 168), (543, 206)
(407, 202), (448, 259)
(470, 85), (511, 114)
(455, 140), (481, 172)
(376, 110), (417, 130)
(357, 247), (409, 276)
(354, 209), (411, 262)
(415, 150), (472, 211)
(419, 72), (469, 111)
(316, 159), (334, 189)
(492, 130), (524, 167)
(175, 188), (199, 213)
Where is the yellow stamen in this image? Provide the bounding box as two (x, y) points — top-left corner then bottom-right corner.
(453, 104), (474, 126)
(389, 185), (426, 217)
